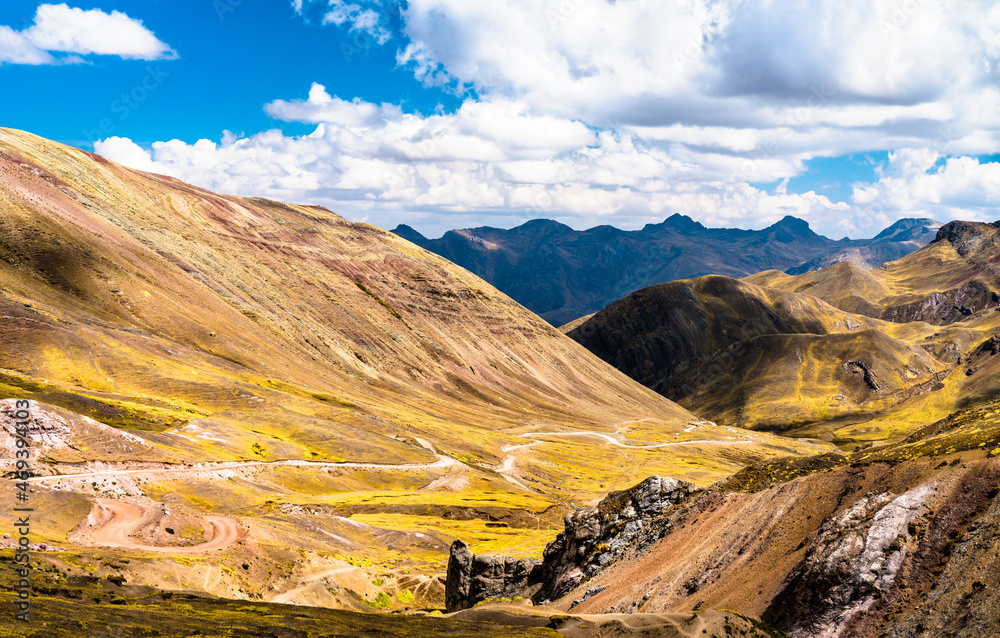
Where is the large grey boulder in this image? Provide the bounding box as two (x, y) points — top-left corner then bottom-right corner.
(534, 475), (699, 602)
(443, 475), (700, 611)
(445, 540), (544, 612)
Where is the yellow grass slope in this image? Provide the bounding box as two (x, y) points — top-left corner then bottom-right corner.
(572, 236), (1000, 446)
(0, 127), (824, 502)
(746, 221), (1000, 324)
(740, 223), (1000, 442)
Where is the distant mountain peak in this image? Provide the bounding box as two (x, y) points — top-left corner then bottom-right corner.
(764, 215), (822, 242)
(870, 218), (941, 243)
(665, 213), (695, 223)
(771, 215), (812, 230)
(932, 219), (1000, 257)
(662, 213), (706, 232)
(513, 218), (575, 234)
(390, 224), (428, 246)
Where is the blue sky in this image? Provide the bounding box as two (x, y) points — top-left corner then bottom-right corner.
(770, 154), (885, 204)
(0, 1), (460, 145)
(2, 1), (1000, 239)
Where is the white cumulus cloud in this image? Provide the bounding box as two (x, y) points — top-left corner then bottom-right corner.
(93, 137), (178, 177)
(0, 4), (175, 65)
(295, 0), (395, 45)
(0, 26), (55, 65)
(96, 84), (855, 238)
(96, 1), (1000, 238)
(849, 150), (1000, 231)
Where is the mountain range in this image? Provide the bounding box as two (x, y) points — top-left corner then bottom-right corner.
(568, 220), (1000, 442)
(2, 127), (999, 637)
(0, 127), (823, 629)
(393, 215), (941, 325)
(443, 219), (1000, 638)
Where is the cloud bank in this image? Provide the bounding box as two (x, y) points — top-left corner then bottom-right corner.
(95, 0), (1000, 238)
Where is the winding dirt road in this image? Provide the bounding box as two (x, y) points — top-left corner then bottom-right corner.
(40, 450), (460, 554)
(491, 429), (752, 491)
(493, 441), (541, 491)
(519, 431), (754, 449)
(78, 499), (241, 553)
(44, 452), (458, 553)
(496, 441), (541, 473)
(270, 566), (360, 604)
(27, 454), (456, 484)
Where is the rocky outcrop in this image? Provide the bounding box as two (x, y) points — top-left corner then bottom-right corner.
(843, 360), (881, 392)
(534, 476), (699, 603)
(882, 280), (1000, 325)
(972, 333), (1000, 357)
(445, 540), (543, 612)
(0, 399), (151, 470)
(931, 219), (1000, 257)
(444, 476), (699, 611)
(764, 485), (934, 638)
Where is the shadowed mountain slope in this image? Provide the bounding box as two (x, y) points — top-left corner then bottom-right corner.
(567, 275), (879, 384)
(392, 215), (938, 325)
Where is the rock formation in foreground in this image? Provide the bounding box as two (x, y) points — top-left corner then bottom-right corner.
(445, 475), (700, 611)
(447, 403), (1000, 637)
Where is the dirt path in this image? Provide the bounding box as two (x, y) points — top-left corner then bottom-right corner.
(496, 441), (541, 474)
(519, 431), (753, 449)
(78, 499), (241, 553)
(421, 461), (470, 491)
(493, 441), (541, 492)
(491, 428), (750, 490)
(270, 566), (360, 604)
(27, 454), (456, 484)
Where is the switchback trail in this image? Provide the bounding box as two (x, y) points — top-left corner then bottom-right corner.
(492, 429), (752, 491)
(494, 441), (542, 491)
(270, 566), (360, 604)
(77, 499), (241, 553)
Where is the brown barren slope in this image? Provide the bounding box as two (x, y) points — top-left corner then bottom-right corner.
(0, 126), (751, 493)
(507, 402), (1000, 637)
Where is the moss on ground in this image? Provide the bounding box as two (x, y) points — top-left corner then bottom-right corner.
(0, 590), (559, 637)
(722, 400), (1000, 492)
(350, 513), (558, 559)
